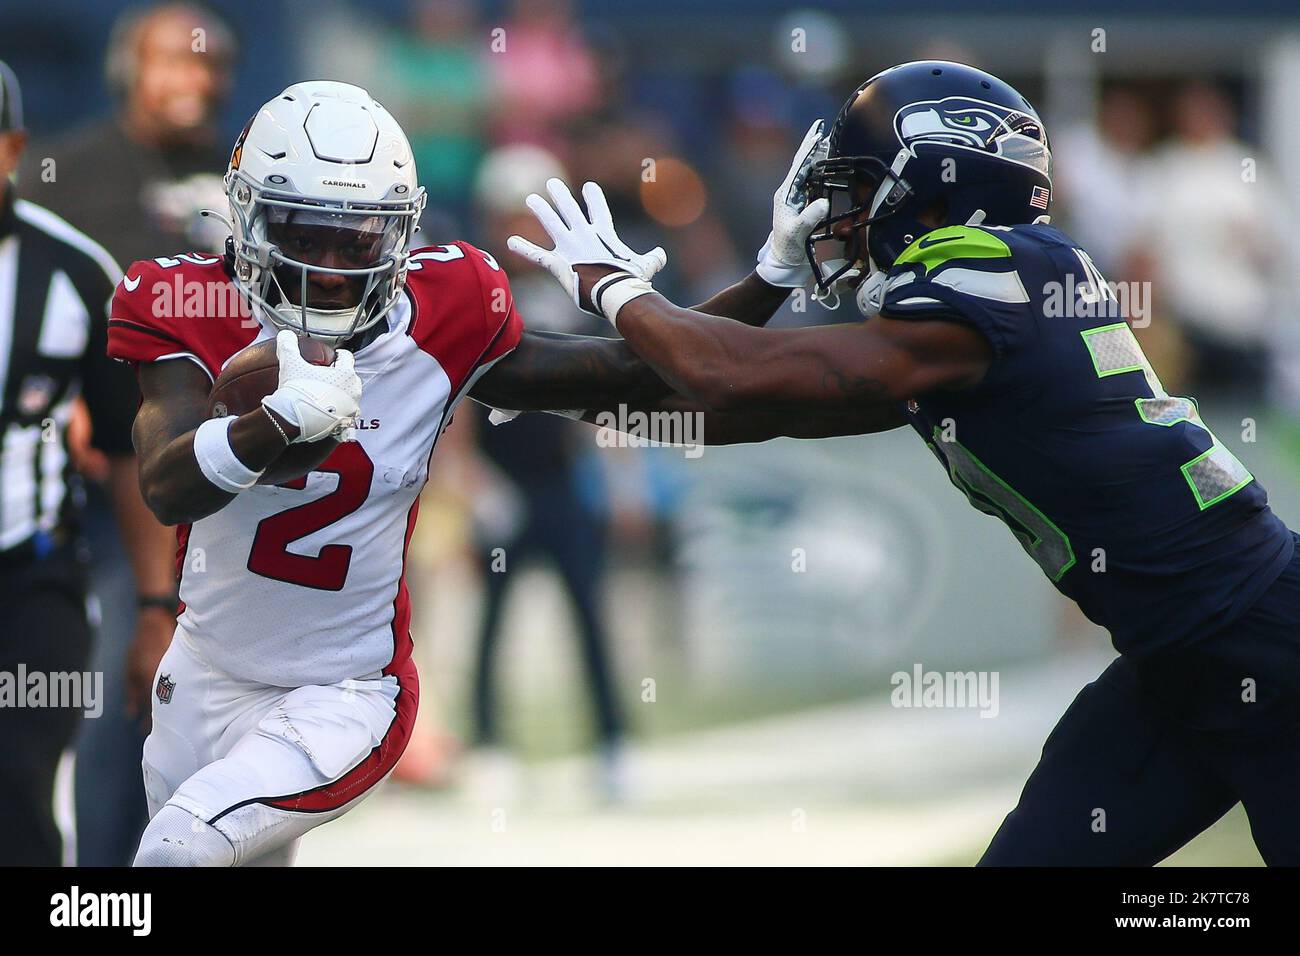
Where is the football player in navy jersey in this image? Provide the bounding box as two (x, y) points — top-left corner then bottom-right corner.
(511, 60), (1300, 865)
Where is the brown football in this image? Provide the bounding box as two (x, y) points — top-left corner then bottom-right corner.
(207, 335), (341, 486)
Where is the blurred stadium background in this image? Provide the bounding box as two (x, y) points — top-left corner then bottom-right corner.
(7, 0), (1300, 865)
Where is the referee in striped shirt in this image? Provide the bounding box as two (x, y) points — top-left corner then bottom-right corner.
(0, 62), (174, 866)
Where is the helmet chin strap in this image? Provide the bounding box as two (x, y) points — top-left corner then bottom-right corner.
(270, 303), (358, 342)
(811, 259), (858, 309)
(851, 210), (995, 318)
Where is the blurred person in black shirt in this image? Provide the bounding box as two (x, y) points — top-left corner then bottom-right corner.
(466, 145), (628, 797)
(22, 1), (235, 264)
(16, 2), (235, 866)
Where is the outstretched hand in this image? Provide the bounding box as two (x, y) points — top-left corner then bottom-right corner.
(508, 179), (666, 324)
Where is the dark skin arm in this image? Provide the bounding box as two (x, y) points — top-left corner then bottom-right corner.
(690, 271), (793, 327)
(469, 269), (792, 412)
(471, 326), (903, 444)
(579, 395), (906, 444)
(133, 359), (300, 526)
(575, 264), (992, 415)
(469, 329), (670, 412)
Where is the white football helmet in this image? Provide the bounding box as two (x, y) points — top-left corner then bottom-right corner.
(223, 80), (427, 340)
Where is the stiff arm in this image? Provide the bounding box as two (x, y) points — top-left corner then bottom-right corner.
(468, 278), (905, 443)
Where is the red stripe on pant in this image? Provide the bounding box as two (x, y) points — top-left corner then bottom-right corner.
(259, 655), (420, 814)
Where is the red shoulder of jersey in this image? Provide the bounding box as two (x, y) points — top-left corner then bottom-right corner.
(403, 242), (524, 396)
(107, 252), (260, 378)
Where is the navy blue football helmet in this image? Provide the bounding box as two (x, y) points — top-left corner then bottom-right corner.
(803, 61), (1053, 295)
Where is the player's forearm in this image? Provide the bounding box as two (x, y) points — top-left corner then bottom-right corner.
(689, 272), (792, 327)
(607, 291), (783, 411)
(580, 396), (905, 445)
(607, 286), (918, 413)
(136, 409), (290, 525)
(469, 329), (671, 412)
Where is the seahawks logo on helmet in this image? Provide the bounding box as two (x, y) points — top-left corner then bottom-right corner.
(893, 96), (1049, 174)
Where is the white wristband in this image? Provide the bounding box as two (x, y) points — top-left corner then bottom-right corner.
(591, 271), (655, 329)
(193, 416), (264, 494)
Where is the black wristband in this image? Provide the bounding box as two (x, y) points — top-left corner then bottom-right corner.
(137, 594), (179, 612)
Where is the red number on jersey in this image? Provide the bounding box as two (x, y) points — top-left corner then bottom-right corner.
(246, 442), (374, 590)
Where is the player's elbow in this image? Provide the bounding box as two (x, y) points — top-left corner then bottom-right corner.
(136, 455), (193, 526)
(140, 477), (186, 526)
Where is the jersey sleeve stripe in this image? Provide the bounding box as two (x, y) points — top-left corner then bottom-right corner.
(929, 267), (1030, 304)
(153, 352), (215, 381)
(108, 317), (187, 347)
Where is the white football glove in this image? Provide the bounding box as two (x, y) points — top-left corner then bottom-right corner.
(260, 329), (362, 444)
(507, 178), (666, 326)
(756, 119), (833, 288)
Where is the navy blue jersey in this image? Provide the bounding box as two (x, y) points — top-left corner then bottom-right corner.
(881, 222), (1293, 656)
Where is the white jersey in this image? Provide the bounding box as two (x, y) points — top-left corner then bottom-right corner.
(109, 242), (522, 686)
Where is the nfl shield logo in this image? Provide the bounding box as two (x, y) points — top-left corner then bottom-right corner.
(156, 674), (175, 704)
(18, 374), (56, 416)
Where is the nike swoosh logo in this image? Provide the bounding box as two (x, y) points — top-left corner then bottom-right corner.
(917, 235), (962, 249)
(123, 274), (141, 292)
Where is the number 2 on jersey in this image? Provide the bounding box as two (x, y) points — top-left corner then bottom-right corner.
(246, 442), (373, 590)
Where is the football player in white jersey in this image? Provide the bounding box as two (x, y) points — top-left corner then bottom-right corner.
(110, 82), (873, 866)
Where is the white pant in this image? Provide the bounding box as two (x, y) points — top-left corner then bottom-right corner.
(138, 624), (418, 866)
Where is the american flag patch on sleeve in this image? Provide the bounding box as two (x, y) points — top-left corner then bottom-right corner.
(1029, 186), (1051, 210)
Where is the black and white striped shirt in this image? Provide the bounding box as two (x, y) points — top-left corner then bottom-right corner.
(0, 188), (136, 556)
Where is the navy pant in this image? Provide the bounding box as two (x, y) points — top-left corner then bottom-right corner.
(73, 488), (150, 866)
(472, 482), (622, 748)
(982, 535), (1300, 865)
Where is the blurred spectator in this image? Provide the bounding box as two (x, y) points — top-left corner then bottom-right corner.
(22, 1), (235, 263)
(464, 145), (629, 798)
(1135, 82), (1286, 398)
(1054, 86), (1158, 276)
(376, 0), (488, 228)
(717, 69), (804, 255)
(16, 1), (236, 867)
(487, 0), (600, 149)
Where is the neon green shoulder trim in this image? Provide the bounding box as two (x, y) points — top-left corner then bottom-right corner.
(894, 226), (1012, 275)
